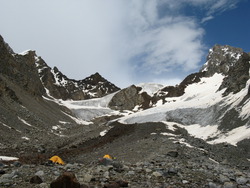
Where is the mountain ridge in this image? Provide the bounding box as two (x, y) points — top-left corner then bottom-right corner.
(1, 33), (249, 146)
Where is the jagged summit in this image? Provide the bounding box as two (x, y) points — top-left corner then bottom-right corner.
(0, 34), (120, 101)
(200, 45), (245, 76)
(199, 44), (250, 96)
(150, 45), (250, 103)
(36, 58), (120, 100)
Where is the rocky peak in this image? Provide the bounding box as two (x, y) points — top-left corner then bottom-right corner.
(218, 52), (250, 96)
(200, 45), (244, 76)
(0, 34), (120, 101)
(81, 72), (111, 88)
(198, 44), (250, 96)
(84, 72), (105, 83)
(150, 45), (250, 104)
(35, 57), (120, 100)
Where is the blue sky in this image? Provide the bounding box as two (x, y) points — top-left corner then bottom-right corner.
(203, 1), (250, 53)
(0, 0), (249, 88)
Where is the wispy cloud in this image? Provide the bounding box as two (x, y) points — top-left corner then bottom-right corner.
(185, 0), (239, 21)
(118, 1), (205, 83)
(201, 16), (214, 23)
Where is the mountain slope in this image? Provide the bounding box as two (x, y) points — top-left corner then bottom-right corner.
(0, 34), (120, 152)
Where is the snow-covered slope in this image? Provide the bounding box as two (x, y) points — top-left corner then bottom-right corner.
(60, 72), (250, 146)
(60, 44), (250, 146)
(119, 73), (250, 145)
(120, 73), (226, 123)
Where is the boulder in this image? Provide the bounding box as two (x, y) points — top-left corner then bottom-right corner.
(50, 171), (81, 188)
(103, 182), (120, 188)
(108, 85), (151, 111)
(30, 175), (43, 184)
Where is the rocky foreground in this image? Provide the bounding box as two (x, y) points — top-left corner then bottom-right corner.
(0, 152), (250, 188)
(1, 122), (250, 188)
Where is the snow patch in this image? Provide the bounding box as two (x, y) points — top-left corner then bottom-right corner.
(177, 138), (194, 148)
(18, 117), (32, 127)
(208, 126), (250, 146)
(221, 47), (242, 60)
(18, 50), (32, 56)
(59, 121), (71, 125)
(160, 132), (177, 137)
(209, 157), (219, 164)
(179, 124), (220, 140)
(0, 121), (12, 129)
(162, 121), (178, 131)
(0, 121), (21, 133)
(100, 130), (108, 136)
(22, 136), (30, 140)
(61, 111), (92, 125)
(0, 156), (19, 161)
(52, 126), (59, 130)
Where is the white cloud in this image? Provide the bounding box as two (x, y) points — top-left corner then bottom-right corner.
(0, 0), (241, 88)
(120, 2), (205, 78)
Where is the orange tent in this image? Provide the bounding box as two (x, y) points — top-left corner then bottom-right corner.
(49, 155), (65, 165)
(103, 154), (112, 159)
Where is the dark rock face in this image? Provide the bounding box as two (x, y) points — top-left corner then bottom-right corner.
(0, 35), (45, 98)
(0, 77), (19, 102)
(200, 45), (244, 76)
(200, 45), (250, 96)
(108, 85), (151, 111)
(219, 52), (250, 96)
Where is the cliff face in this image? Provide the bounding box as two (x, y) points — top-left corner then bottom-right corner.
(0, 36), (45, 98)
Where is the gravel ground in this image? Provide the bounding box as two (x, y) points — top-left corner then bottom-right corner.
(1, 121), (250, 187)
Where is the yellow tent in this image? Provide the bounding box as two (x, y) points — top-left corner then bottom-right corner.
(103, 154), (112, 159)
(49, 155), (65, 165)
